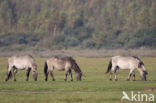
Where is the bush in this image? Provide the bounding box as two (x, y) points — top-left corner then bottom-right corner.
(0, 33), (40, 47)
(65, 37), (79, 47)
(51, 34), (65, 45)
(81, 39), (96, 48)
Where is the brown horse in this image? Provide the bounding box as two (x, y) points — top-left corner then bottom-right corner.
(44, 56), (82, 81)
(5, 55), (38, 81)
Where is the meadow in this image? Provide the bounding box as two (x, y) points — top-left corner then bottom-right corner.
(0, 57), (156, 103)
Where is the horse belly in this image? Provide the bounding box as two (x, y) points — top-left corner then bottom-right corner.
(54, 65), (65, 71)
(13, 64), (25, 69)
(117, 61), (130, 70)
(13, 60), (29, 69)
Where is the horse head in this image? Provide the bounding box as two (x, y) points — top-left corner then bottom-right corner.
(140, 65), (148, 81)
(134, 56), (147, 81)
(32, 70), (37, 81)
(68, 57), (82, 81)
(32, 65), (38, 81)
(76, 72), (82, 81)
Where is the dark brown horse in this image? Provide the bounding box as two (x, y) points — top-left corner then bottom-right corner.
(44, 56), (82, 81)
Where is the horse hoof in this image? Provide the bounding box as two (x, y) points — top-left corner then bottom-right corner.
(110, 79), (112, 81)
(52, 79), (55, 81)
(115, 79), (118, 81)
(127, 79), (130, 81)
(5, 79), (8, 82)
(71, 79), (73, 81)
(14, 79), (16, 82)
(64, 79), (67, 81)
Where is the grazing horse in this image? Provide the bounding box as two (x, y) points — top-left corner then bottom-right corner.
(5, 55), (38, 81)
(44, 56), (82, 81)
(105, 56), (148, 81)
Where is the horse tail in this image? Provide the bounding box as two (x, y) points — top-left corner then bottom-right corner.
(105, 59), (112, 74)
(7, 71), (12, 79)
(44, 61), (48, 81)
(5, 65), (12, 81)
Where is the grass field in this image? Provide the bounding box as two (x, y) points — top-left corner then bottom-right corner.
(0, 57), (156, 103)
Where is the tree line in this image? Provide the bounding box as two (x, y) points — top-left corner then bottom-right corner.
(0, 0), (155, 50)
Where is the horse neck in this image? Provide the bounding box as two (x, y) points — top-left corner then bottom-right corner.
(72, 63), (81, 73)
(141, 65), (146, 71)
(133, 56), (144, 66)
(70, 58), (81, 74)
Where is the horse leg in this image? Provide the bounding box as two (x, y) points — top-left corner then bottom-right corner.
(114, 69), (119, 81)
(110, 71), (113, 81)
(132, 71), (136, 81)
(50, 71), (55, 81)
(114, 66), (119, 81)
(69, 69), (73, 81)
(26, 68), (31, 81)
(127, 70), (133, 81)
(5, 65), (12, 81)
(45, 71), (49, 81)
(110, 65), (116, 81)
(13, 71), (16, 81)
(64, 70), (69, 81)
(44, 65), (49, 81)
(13, 66), (17, 81)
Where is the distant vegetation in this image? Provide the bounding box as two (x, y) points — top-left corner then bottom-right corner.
(0, 0), (156, 50)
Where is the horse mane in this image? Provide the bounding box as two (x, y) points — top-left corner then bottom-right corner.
(132, 56), (144, 68)
(27, 55), (34, 59)
(65, 57), (82, 73)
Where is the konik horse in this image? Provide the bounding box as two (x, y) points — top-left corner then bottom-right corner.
(105, 56), (148, 81)
(5, 55), (38, 81)
(44, 56), (82, 81)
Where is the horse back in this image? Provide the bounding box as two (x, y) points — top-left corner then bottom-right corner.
(46, 57), (72, 71)
(8, 56), (36, 69)
(112, 56), (138, 69)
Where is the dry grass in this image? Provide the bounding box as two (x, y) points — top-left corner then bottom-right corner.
(0, 48), (155, 57)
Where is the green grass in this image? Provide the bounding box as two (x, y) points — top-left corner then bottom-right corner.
(0, 57), (156, 103)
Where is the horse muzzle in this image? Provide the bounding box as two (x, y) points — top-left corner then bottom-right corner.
(142, 73), (147, 81)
